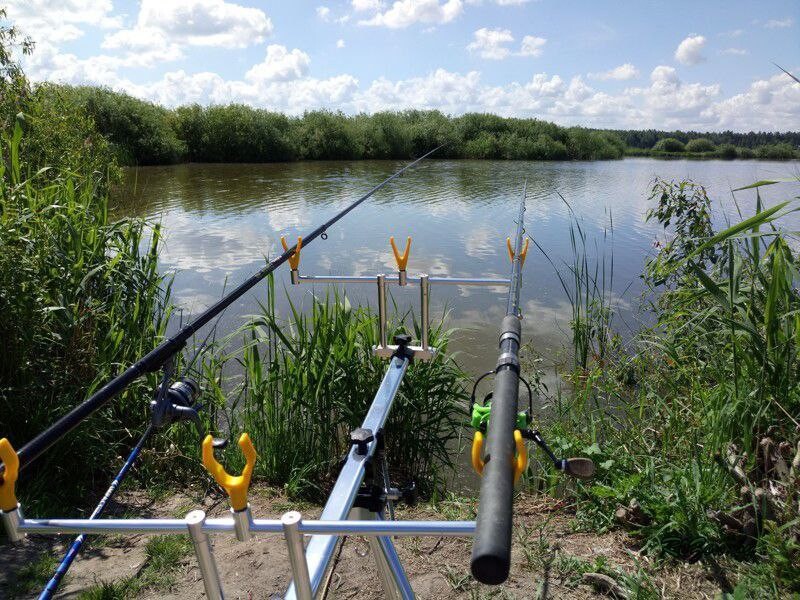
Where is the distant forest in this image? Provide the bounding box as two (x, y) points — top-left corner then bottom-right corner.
(613, 129), (800, 150)
(31, 84), (800, 166)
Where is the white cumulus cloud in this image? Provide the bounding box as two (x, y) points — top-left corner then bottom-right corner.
(352, 0), (382, 10)
(588, 63), (639, 81)
(518, 35), (546, 57)
(108, 0), (273, 50)
(467, 29), (545, 59)
(359, 0), (463, 28)
(467, 27), (514, 59)
(721, 47), (748, 56)
(336, 39), (346, 49)
(5, 0), (121, 43)
(764, 17), (794, 28)
(245, 46), (311, 83)
(316, 6), (331, 21)
(674, 35), (707, 65)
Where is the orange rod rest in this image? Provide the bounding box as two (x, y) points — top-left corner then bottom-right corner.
(280, 236), (303, 271)
(506, 237), (530, 267)
(202, 433), (257, 512)
(390, 236), (412, 271)
(0, 438), (19, 512)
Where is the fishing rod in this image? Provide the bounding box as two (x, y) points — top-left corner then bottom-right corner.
(469, 182), (595, 585)
(1, 145), (443, 477)
(38, 424), (154, 600)
(470, 181), (529, 585)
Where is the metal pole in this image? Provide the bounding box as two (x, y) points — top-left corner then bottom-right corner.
(351, 507), (400, 600)
(375, 512), (415, 599)
(377, 274), (388, 349)
(1, 505), (23, 542)
(39, 425), (154, 599)
(285, 356), (409, 599)
(283, 511), (313, 600)
(4, 146), (444, 476)
(186, 510), (224, 600)
(419, 274), (430, 351)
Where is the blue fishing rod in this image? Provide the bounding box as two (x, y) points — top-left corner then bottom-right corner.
(39, 424), (153, 600)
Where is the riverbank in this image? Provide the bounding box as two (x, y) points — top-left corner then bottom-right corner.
(2, 484), (726, 599)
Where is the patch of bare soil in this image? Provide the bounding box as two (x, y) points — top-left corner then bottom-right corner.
(1, 486), (728, 599)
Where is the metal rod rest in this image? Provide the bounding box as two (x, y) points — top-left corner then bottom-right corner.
(17, 517), (475, 537)
(297, 274), (509, 287)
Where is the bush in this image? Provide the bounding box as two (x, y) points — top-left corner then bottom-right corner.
(685, 138), (716, 153)
(50, 85), (186, 165)
(756, 143), (798, 160)
(717, 143), (738, 159)
(652, 137), (686, 152)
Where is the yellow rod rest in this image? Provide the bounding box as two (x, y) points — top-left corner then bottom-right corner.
(280, 236), (303, 271)
(390, 236), (412, 271)
(0, 438), (19, 512)
(506, 236), (530, 267)
(202, 433), (257, 512)
(470, 429), (528, 485)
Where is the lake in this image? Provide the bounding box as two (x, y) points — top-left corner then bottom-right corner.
(114, 158), (800, 381)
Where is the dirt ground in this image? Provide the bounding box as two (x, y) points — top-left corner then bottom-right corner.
(2, 485), (730, 599)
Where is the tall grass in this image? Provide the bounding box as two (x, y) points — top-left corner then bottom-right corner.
(0, 122), (172, 512)
(201, 277), (468, 500)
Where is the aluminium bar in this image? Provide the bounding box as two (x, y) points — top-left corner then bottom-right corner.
(285, 355), (409, 600)
(297, 274), (509, 287)
(17, 517), (476, 537)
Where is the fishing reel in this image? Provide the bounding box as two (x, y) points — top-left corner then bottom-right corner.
(150, 379), (227, 448)
(469, 372), (595, 480)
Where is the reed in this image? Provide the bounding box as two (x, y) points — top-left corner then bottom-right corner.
(529, 177), (800, 593)
(0, 122), (171, 512)
(200, 277), (468, 500)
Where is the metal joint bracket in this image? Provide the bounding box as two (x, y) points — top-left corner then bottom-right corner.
(1, 504), (24, 543)
(373, 344), (437, 361)
(495, 352), (520, 371)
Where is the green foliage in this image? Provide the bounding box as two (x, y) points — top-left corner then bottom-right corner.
(204, 278), (468, 500)
(652, 137), (686, 152)
(534, 179), (800, 594)
(48, 85), (186, 165)
(685, 138), (716, 153)
(718, 143), (739, 159)
(0, 122), (171, 512)
(756, 143), (798, 160)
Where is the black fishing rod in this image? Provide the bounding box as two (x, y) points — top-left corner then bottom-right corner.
(470, 183), (595, 585)
(470, 181), (528, 585)
(2, 146), (443, 476)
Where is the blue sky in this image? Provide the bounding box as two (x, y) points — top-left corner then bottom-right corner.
(5, 1), (800, 131)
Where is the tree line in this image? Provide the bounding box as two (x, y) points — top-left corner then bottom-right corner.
(39, 84), (799, 166)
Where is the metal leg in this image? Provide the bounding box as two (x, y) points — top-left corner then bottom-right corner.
(186, 510), (224, 600)
(352, 508), (402, 600)
(377, 273), (388, 349)
(419, 274), (429, 351)
(375, 512), (415, 600)
(1, 505), (24, 543)
(283, 511), (313, 600)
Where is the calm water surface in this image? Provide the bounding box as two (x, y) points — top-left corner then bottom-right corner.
(114, 159), (800, 378)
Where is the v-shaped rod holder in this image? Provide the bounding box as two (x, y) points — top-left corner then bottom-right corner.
(390, 236), (412, 285)
(0, 438), (19, 512)
(202, 433), (256, 513)
(506, 236), (530, 266)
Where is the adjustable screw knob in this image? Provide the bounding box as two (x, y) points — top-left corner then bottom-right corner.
(401, 482), (418, 507)
(350, 427), (374, 456)
(393, 333), (412, 348)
